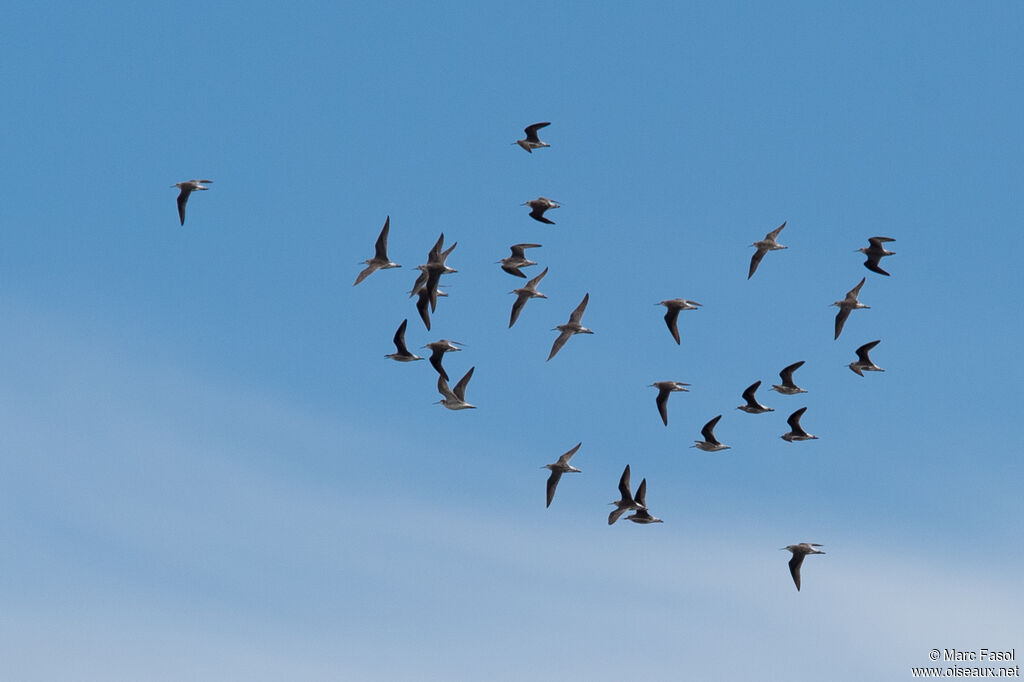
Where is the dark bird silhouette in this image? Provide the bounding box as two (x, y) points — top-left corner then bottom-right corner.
(172, 179), (211, 225)
(859, 236), (895, 276)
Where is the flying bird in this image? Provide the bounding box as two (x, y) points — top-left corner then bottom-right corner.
(415, 288), (432, 331)
(859, 236), (896, 276)
(771, 361), (808, 395)
(436, 366), (476, 410)
(650, 381), (689, 426)
(384, 319), (423, 362)
(542, 442), (582, 508)
(692, 415), (730, 451)
(424, 339), (462, 382)
(626, 478), (663, 524)
(832, 277), (869, 340)
(354, 216), (401, 286)
(414, 285), (449, 331)
(657, 299), (701, 345)
(608, 464), (643, 525)
(548, 293), (593, 361)
(499, 243), (542, 277)
(849, 339), (884, 376)
(515, 122), (551, 153)
(509, 267), (548, 328)
(522, 197), (560, 224)
(782, 543), (825, 591)
(781, 407), (818, 442)
(748, 221), (787, 279)
(737, 380), (774, 413)
(172, 179), (211, 225)
(410, 234), (458, 312)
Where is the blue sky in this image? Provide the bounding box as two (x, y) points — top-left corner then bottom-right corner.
(2, 2), (1022, 680)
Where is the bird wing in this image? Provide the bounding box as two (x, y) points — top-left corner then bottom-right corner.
(453, 366), (475, 401)
(529, 207), (555, 224)
(426, 233), (445, 263)
(663, 307), (681, 345)
(353, 264), (378, 286)
(416, 289), (432, 331)
(546, 470), (563, 507)
(436, 375), (456, 401)
(176, 189), (190, 225)
(524, 266), (548, 289)
(429, 348), (448, 382)
(634, 478), (647, 508)
(864, 256), (890, 276)
(787, 407), (808, 435)
(547, 330), (572, 361)
(766, 221), (787, 240)
(748, 247), (767, 279)
(656, 387), (670, 426)
(558, 442), (582, 465)
(392, 319), (410, 354)
(741, 381), (761, 407)
(834, 307), (851, 340)
(847, 277), (866, 299)
(502, 264), (526, 278)
(568, 293), (590, 324)
(701, 415), (723, 444)
(788, 553), (805, 591)
(509, 243), (541, 258)
(780, 361), (804, 385)
(524, 121), (551, 142)
(608, 506), (628, 525)
(855, 340), (881, 362)
(617, 465), (632, 500)
(409, 268), (428, 297)
(425, 269), (442, 312)
(438, 241), (457, 265)
(374, 216), (391, 260)
(509, 292), (529, 328)
(868, 236), (895, 246)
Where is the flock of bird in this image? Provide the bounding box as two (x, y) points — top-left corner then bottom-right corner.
(172, 121), (898, 592)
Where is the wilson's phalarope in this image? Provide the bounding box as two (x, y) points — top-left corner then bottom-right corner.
(771, 361), (807, 395)
(737, 380), (774, 413)
(548, 293), (592, 361)
(657, 299), (701, 345)
(509, 267), (548, 328)
(385, 319), (423, 362)
(424, 339), (462, 382)
(172, 179), (211, 225)
(859, 236), (895, 276)
(692, 415), (730, 451)
(832, 277), (869, 340)
(436, 366), (476, 410)
(781, 407), (818, 442)
(354, 216), (401, 286)
(499, 243), (541, 277)
(608, 464), (643, 525)
(782, 543), (825, 591)
(626, 478), (663, 524)
(650, 381), (689, 426)
(522, 197), (560, 224)
(515, 122), (551, 153)
(849, 339), (884, 376)
(748, 221), (787, 279)
(542, 442), (582, 508)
